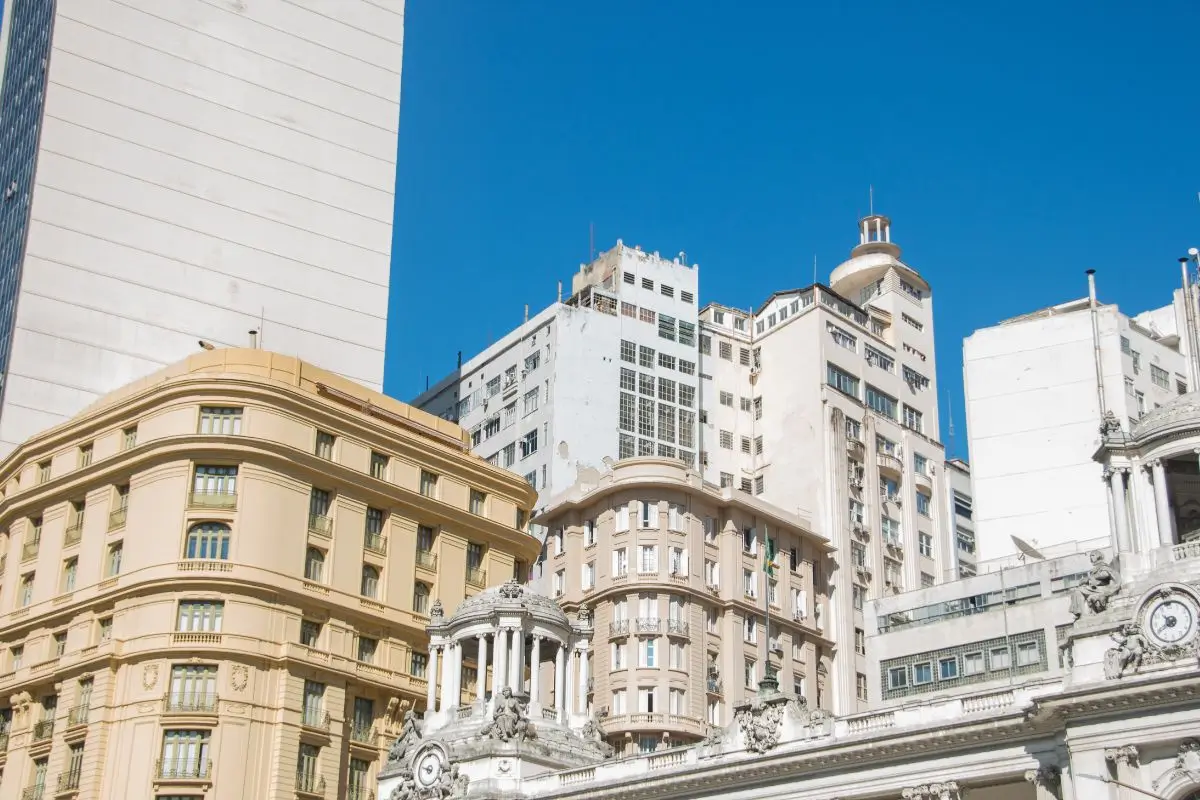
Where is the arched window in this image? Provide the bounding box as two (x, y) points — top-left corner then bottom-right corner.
(305, 548), (325, 582)
(185, 522), (231, 560)
(361, 565), (380, 599)
(413, 582), (430, 614)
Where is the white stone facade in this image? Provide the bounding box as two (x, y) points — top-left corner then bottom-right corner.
(0, 0), (403, 455)
(964, 292), (1190, 563)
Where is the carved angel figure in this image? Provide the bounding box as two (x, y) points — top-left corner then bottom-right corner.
(1069, 551), (1121, 619)
(1104, 623), (1147, 679)
(386, 710), (423, 766)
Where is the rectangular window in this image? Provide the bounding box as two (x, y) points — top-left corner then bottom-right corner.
(297, 742), (320, 791)
(470, 490), (487, 516)
(523, 387), (540, 416)
(963, 652), (984, 675)
(193, 465), (238, 500)
(657, 377), (677, 403)
(827, 363), (859, 397)
(314, 431), (335, 459)
(866, 386), (898, 419)
(938, 657), (959, 680)
(1151, 364), (1170, 389)
(106, 542), (123, 577)
(620, 340), (637, 363)
(176, 601), (223, 632)
(60, 558), (77, 594)
(918, 531), (933, 557)
(357, 636), (378, 664)
(370, 452), (389, 480)
(521, 428), (539, 458)
(901, 312), (924, 331)
(916, 493), (931, 517)
(902, 365), (930, 391)
(411, 652), (428, 678)
(828, 323), (857, 351)
(902, 405), (923, 432)
(300, 620), (321, 648)
(37, 460), (50, 484)
(700, 335), (711, 355)
(122, 426), (138, 450)
(1015, 641), (1040, 667)
(864, 344), (894, 372)
(990, 646), (1011, 670)
(912, 662), (933, 684)
(160, 729), (211, 779)
(169, 664), (218, 712)
(719, 341), (732, 360)
(639, 346), (656, 368)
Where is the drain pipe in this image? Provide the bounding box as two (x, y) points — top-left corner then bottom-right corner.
(1087, 270), (1107, 420)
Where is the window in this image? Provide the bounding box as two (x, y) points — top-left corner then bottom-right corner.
(700, 334), (712, 355)
(938, 657), (959, 680)
(193, 465), (237, 501)
(199, 406), (244, 436)
(302, 679), (325, 726)
(742, 569), (757, 599)
(956, 527), (976, 554)
(361, 565), (380, 599)
(78, 443), (93, 468)
(357, 636), (378, 664)
(719, 430), (732, 449)
(411, 652), (428, 678)
(106, 542), (123, 577)
(370, 451), (389, 479)
(719, 341), (733, 360)
(523, 387), (540, 416)
(719, 471), (733, 487)
(853, 585), (865, 610)
(828, 323), (857, 351)
(177, 601), (223, 632)
(170, 665), (218, 712)
(918, 532), (933, 557)
(314, 431), (335, 459)
(185, 522), (231, 561)
(420, 470), (438, 498)
(864, 344), (894, 372)
(297, 742), (320, 791)
(963, 652), (984, 675)
(866, 385), (898, 419)
(300, 619), (321, 648)
(582, 561), (595, 590)
(827, 363), (859, 396)
(1016, 641), (1040, 667)
(744, 659), (756, 688)
(639, 638), (658, 668)
(921, 572), (935, 588)
(97, 617), (112, 644)
(53, 631), (66, 657)
(681, 290), (694, 304)
(881, 516), (901, 544)
(364, 507), (387, 554)
(754, 475), (764, 495)
(912, 662), (933, 684)
(902, 405), (923, 432)
(469, 490), (487, 516)
(37, 460), (50, 483)
(520, 428), (538, 458)
(349, 757), (371, 800)
(990, 646), (1011, 670)
(304, 548), (325, 582)
(914, 453), (928, 475)
(620, 340), (637, 363)
(638, 545), (658, 574)
(60, 558), (77, 594)
(160, 729), (211, 779)
(738, 347), (751, 366)
(661, 284), (674, 298)
(902, 365), (930, 391)
(901, 312), (924, 331)
(854, 628), (866, 655)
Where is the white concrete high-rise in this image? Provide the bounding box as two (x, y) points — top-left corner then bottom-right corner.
(0, 0), (404, 455)
(963, 289), (1192, 563)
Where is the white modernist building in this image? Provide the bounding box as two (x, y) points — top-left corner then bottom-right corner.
(945, 458), (977, 576)
(414, 243), (701, 514)
(964, 285), (1193, 563)
(0, 0), (403, 454)
(379, 388), (1200, 800)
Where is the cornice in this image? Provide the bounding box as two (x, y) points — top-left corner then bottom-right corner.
(0, 432), (541, 560)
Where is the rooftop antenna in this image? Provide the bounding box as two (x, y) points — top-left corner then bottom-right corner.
(1011, 535), (1046, 563)
(869, 185), (874, 216)
(589, 222), (595, 262)
(812, 254), (817, 286)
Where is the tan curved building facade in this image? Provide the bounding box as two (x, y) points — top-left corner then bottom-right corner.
(533, 459), (833, 757)
(0, 349), (539, 799)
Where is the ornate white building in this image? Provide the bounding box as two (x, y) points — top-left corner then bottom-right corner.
(379, 388), (1200, 800)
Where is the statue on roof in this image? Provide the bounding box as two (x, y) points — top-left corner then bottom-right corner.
(1069, 550), (1121, 619)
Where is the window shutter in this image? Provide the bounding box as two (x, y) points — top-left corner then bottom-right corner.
(616, 503), (629, 532)
(668, 505), (680, 530)
(680, 549), (689, 573)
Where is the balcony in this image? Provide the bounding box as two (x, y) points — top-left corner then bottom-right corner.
(171, 632), (222, 645)
(296, 773), (325, 796)
(346, 787), (374, 800)
(63, 523), (83, 548)
(466, 567), (487, 588)
(108, 507), (127, 530)
(21, 540), (39, 561)
(846, 438), (865, 458)
(599, 713), (710, 739)
(32, 719), (54, 742)
(666, 620), (689, 637)
(876, 453), (904, 475)
(190, 491), (236, 510)
(163, 693), (218, 714)
(364, 532), (388, 556)
(706, 678), (723, 694)
(302, 710), (332, 732)
(415, 550), (437, 571)
(609, 620), (630, 637)
(308, 514), (333, 537)
(67, 704), (89, 727)
(913, 469), (933, 490)
(20, 786), (44, 800)
(634, 617), (661, 634)
(156, 758), (212, 781)
(56, 770), (81, 793)
(350, 723), (375, 745)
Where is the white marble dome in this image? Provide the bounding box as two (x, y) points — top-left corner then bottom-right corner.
(442, 579), (571, 629)
(1131, 391), (1200, 442)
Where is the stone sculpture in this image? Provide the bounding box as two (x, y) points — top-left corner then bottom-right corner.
(1069, 551), (1121, 619)
(480, 687), (535, 743)
(1104, 623), (1147, 679)
(385, 710), (423, 767)
(736, 699), (786, 754)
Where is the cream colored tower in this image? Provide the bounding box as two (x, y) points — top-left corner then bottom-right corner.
(0, 348), (539, 800)
(534, 458), (833, 756)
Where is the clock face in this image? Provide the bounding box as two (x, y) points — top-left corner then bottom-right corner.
(416, 750), (442, 788)
(1149, 598), (1197, 646)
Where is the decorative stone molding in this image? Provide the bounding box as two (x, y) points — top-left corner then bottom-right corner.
(577, 603), (591, 626)
(498, 579), (524, 600)
(735, 697), (786, 754)
(1101, 410), (1123, 437)
(1153, 738), (1200, 791)
(1105, 744), (1140, 767)
(429, 599), (444, 619)
(142, 663), (159, 690)
(1024, 765), (1061, 796)
(230, 664), (248, 692)
(901, 781), (961, 800)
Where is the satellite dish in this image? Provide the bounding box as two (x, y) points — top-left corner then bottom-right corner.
(1011, 535), (1046, 562)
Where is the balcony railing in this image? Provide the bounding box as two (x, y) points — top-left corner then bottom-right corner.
(31, 719), (54, 741)
(67, 704), (89, 726)
(666, 619), (689, 636)
(707, 678), (723, 694)
(156, 758), (212, 780)
(108, 507), (128, 529)
(308, 514), (333, 536)
(0, 731), (8, 751)
(634, 617), (661, 633)
(302, 710), (331, 731)
(63, 522), (83, 547)
(56, 771), (81, 792)
(609, 620), (630, 636)
(164, 693), (218, 714)
(466, 567), (487, 588)
(346, 787), (374, 800)
(21, 540), (39, 561)
(190, 491), (237, 509)
(20, 785), (44, 800)
(296, 772), (325, 794)
(350, 723), (374, 744)
(364, 531), (388, 555)
(415, 550), (438, 571)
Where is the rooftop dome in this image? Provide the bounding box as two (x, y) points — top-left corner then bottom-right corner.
(441, 580), (570, 628)
(1130, 390), (1200, 441)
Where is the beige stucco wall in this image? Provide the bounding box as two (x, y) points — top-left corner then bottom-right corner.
(0, 348), (539, 799)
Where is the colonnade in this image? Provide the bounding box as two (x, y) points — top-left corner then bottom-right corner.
(1104, 458), (1178, 553)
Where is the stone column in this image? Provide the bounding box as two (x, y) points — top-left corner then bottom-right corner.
(564, 649), (576, 722)
(493, 628), (508, 692)
(1151, 460), (1175, 547)
(1104, 746), (1140, 800)
(529, 636), (542, 705)
(509, 631), (523, 693)
(476, 634), (488, 702)
(577, 647), (589, 714)
(1108, 469), (1132, 553)
(555, 642), (567, 721)
(450, 642), (462, 706)
(439, 642), (454, 712)
(1024, 765), (1062, 800)
(425, 645), (439, 713)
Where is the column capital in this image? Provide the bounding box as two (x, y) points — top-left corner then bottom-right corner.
(1024, 765), (1061, 790)
(1102, 467), (1114, 481)
(1147, 458), (1163, 470)
(1105, 744), (1140, 767)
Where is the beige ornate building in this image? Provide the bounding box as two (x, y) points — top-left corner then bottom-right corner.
(0, 348), (539, 799)
(533, 458), (833, 755)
